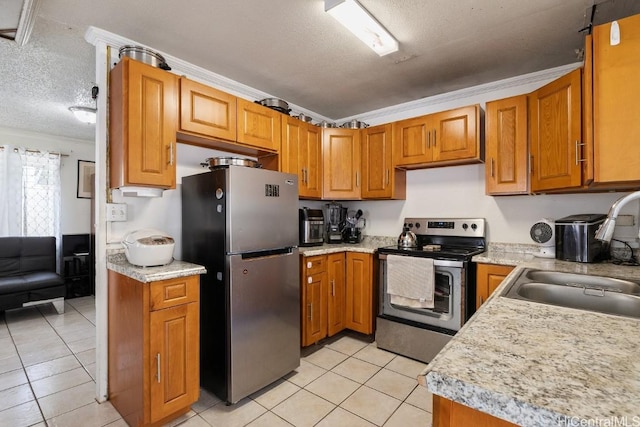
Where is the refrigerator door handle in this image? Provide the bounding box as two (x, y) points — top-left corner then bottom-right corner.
(238, 247), (295, 260)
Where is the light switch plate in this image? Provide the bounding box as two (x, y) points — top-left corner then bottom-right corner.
(106, 203), (127, 221)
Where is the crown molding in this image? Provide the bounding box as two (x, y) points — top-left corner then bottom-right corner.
(14, 0), (41, 46)
(85, 27), (580, 125)
(340, 62), (582, 124)
(84, 27), (330, 121)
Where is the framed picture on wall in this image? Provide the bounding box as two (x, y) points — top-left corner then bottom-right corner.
(77, 160), (95, 199)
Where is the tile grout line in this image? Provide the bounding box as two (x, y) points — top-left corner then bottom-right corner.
(299, 345), (431, 426)
(2, 308), (48, 425)
(38, 301), (96, 382)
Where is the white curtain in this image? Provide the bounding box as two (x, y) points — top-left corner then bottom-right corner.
(0, 145), (24, 236)
(0, 145), (62, 272)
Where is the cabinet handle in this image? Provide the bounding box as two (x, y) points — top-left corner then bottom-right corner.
(529, 155), (534, 175)
(433, 129), (436, 147)
(309, 303), (313, 321)
(490, 158), (495, 178)
(156, 353), (161, 383)
(331, 280), (335, 296)
(426, 130), (431, 149)
(168, 143), (174, 166)
(575, 140), (586, 165)
(356, 171), (359, 188)
(304, 168), (308, 184)
(386, 169), (390, 185)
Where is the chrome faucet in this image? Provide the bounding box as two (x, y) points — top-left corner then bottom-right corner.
(595, 191), (640, 246)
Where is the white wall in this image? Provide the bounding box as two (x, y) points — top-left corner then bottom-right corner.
(107, 144), (258, 259)
(0, 126), (95, 235)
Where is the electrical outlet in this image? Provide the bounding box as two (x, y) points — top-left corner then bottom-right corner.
(616, 215), (635, 227)
(106, 203), (127, 221)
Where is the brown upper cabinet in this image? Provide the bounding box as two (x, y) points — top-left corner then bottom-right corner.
(322, 128), (361, 199)
(179, 77), (237, 141)
(281, 116), (323, 199)
(486, 14), (640, 196)
(361, 124), (406, 199)
(591, 14), (640, 187)
(529, 68), (583, 192)
(485, 69), (585, 195)
(393, 105), (482, 169)
(236, 98), (281, 152)
(485, 95), (529, 195)
(110, 57), (178, 190)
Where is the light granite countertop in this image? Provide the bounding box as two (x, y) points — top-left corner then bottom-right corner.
(420, 246), (640, 426)
(106, 252), (206, 283)
(299, 235), (395, 256)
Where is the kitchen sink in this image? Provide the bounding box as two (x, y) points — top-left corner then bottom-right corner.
(501, 268), (640, 319)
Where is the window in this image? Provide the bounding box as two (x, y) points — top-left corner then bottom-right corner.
(0, 145), (61, 243)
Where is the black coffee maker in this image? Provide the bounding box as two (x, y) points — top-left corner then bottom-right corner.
(343, 209), (366, 244)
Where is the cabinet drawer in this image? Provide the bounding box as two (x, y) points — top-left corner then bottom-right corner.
(303, 256), (326, 275)
(150, 275), (200, 311)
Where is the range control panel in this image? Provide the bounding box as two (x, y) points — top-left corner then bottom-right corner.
(403, 218), (485, 238)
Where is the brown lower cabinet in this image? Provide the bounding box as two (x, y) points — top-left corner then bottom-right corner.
(301, 252), (373, 346)
(476, 263), (514, 309)
(433, 395), (518, 427)
(108, 271), (200, 426)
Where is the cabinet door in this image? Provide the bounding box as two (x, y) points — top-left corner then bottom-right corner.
(322, 128), (361, 199)
(110, 57), (178, 189)
(345, 253), (373, 334)
(237, 98), (281, 151)
(392, 116), (431, 166)
(303, 270), (328, 346)
(593, 14), (640, 184)
(281, 116), (303, 186)
(361, 124), (405, 199)
(485, 96), (529, 195)
(326, 253), (346, 337)
(149, 302), (199, 423)
(179, 77), (236, 141)
(431, 105), (479, 163)
(282, 118), (322, 199)
(302, 124), (323, 198)
(433, 395), (518, 427)
(529, 69), (582, 192)
(476, 264), (514, 309)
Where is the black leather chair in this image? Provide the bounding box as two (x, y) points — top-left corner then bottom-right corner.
(0, 236), (66, 313)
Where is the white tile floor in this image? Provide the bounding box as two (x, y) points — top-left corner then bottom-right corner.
(0, 298), (434, 427)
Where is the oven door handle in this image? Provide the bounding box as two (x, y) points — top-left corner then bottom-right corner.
(378, 253), (464, 268)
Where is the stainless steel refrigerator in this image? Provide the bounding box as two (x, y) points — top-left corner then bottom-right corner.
(181, 165), (300, 404)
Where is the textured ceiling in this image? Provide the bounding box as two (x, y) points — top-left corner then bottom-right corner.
(1, 0), (640, 142)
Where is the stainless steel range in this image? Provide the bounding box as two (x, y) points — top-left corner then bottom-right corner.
(376, 218), (486, 363)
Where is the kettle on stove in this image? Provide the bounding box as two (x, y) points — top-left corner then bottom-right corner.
(397, 226), (417, 248)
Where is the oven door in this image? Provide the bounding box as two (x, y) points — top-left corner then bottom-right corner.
(378, 254), (465, 332)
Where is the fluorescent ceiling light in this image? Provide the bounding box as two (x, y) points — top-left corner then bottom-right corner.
(69, 106), (97, 124)
(325, 0), (399, 56)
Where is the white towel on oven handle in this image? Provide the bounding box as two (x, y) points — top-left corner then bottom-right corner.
(386, 255), (435, 309)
